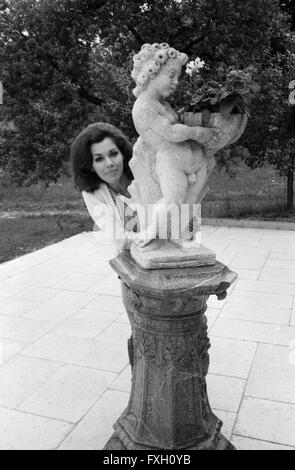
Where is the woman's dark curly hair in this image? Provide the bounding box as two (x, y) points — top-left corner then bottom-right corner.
(70, 122), (133, 192)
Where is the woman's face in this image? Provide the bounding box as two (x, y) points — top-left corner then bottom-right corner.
(91, 137), (124, 185)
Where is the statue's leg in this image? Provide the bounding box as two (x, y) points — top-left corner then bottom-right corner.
(136, 161), (188, 248)
(156, 156), (188, 206)
(185, 155), (215, 206)
(178, 156), (215, 244)
(186, 165), (207, 202)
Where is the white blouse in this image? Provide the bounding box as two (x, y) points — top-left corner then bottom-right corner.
(82, 183), (138, 244)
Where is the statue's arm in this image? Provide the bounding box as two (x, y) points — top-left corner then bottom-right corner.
(148, 115), (214, 146)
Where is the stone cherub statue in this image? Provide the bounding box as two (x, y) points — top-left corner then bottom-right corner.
(128, 42), (247, 268)
(129, 42), (219, 249)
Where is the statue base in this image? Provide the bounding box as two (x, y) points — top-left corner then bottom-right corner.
(104, 253), (237, 450)
(105, 425), (235, 450)
(130, 240), (216, 270)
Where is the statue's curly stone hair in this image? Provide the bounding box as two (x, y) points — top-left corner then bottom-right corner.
(131, 42), (188, 97)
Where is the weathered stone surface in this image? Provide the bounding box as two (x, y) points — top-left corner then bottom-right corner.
(104, 252), (237, 450)
(130, 241), (216, 269)
(128, 41), (248, 254)
(182, 111), (248, 152)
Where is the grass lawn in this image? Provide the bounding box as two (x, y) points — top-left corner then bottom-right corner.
(0, 214), (93, 264)
(0, 160), (292, 218)
(0, 161), (294, 264)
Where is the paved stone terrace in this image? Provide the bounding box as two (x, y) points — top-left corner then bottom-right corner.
(0, 226), (295, 450)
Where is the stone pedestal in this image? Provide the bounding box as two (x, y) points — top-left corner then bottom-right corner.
(104, 252), (237, 450)
(130, 240), (216, 269)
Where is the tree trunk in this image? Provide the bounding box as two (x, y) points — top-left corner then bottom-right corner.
(287, 169), (294, 211)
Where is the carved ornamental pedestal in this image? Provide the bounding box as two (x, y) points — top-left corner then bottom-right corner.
(104, 252), (237, 451)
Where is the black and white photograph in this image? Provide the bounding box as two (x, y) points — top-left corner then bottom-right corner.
(0, 0), (295, 453)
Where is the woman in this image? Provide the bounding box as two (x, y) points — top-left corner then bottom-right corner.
(70, 122), (139, 252)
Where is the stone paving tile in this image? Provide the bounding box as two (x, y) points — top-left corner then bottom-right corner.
(291, 303), (295, 326)
(95, 321), (131, 343)
(234, 397), (295, 447)
(259, 267), (295, 283)
(24, 263), (75, 279)
(206, 308), (220, 331)
(220, 303), (291, 325)
(60, 241), (116, 262)
(49, 308), (121, 340)
(233, 279), (295, 296)
(12, 247), (58, 264)
(13, 286), (61, 303)
(209, 337), (257, 379)
(0, 268), (19, 283)
(232, 435), (295, 450)
(211, 318), (295, 346)
(0, 356), (62, 409)
(26, 255), (97, 277)
(207, 295), (227, 309)
(0, 406), (73, 450)
(110, 365), (132, 393)
(207, 374), (245, 413)
(204, 240), (230, 253)
(0, 297), (41, 317)
(226, 246), (270, 257)
(228, 290), (293, 309)
(230, 254), (267, 271)
(19, 365), (116, 423)
(22, 334), (129, 372)
(23, 291), (97, 323)
(22, 334), (93, 364)
(86, 275), (122, 296)
(215, 252), (237, 266)
(0, 252), (56, 282)
(58, 389), (129, 450)
(265, 259), (295, 270)
(201, 226), (217, 233)
(86, 294), (125, 313)
(0, 282), (25, 297)
(212, 409), (237, 441)
(50, 273), (104, 292)
(79, 260), (114, 277)
(1, 228), (295, 450)
(0, 338), (30, 365)
(0, 315), (55, 342)
(269, 251), (295, 261)
(245, 344), (295, 404)
(4, 272), (70, 289)
(76, 340), (129, 373)
(233, 269), (260, 280)
(116, 312), (130, 324)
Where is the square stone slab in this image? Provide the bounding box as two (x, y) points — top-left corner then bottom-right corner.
(245, 344), (295, 403)
(234, 397), (295, 447)
(130, 240), (216, 269)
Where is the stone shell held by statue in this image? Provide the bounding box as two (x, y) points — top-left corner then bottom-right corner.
(182, 111), (248, 153)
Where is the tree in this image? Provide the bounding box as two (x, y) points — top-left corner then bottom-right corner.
(0, 0), (129, 183)
(244, 52), (295, 210)
(243, 1), (295, 210)
(0, 0), (294, 210)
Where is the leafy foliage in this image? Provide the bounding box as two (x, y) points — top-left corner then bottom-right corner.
(0, 0), (294, 208)
(179, 65), (260, 118)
